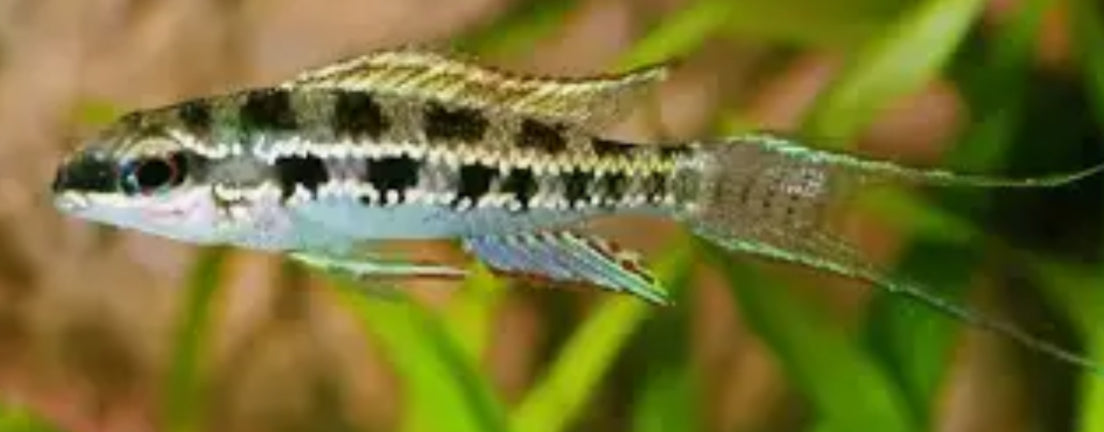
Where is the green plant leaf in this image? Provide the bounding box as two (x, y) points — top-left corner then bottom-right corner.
(443, 263), (507, 361)
(511, 241), (694, 432)
(861, 0), (1046, 417)
(700, 242), (917, 432)
(453, 0), (581, 57)
(630, 280), (700, 432)
(73, 98), (123, 127)
(633, 366), (700, 432)
(802, 0), (986, 143)
(1029, 259), (1104, 430)
(164, 247), (230, 432)
(334, 285), (510, 432)
(1070, 0), (1104, 121)
(1064, 0), (1104, 428)
(616, 0), (738, 70)
(0, 405), (62, 432)
(721, 0), (914, 48)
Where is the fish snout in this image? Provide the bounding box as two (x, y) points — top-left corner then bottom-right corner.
(51, 154), (119, 195)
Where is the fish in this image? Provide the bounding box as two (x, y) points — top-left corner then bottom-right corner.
(51, 47), (1104, 369)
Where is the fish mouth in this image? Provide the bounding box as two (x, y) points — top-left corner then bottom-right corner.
(53, 192), (91, 213)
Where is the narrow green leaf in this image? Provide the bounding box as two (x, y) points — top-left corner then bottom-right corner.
(1065, 0), (1104, 428)
(1081, 341), (1104, 432)
(861, 0), (1046, 417)
(164, 247), (229, 432)
(1029, 259), (1104, 431)
(630, 300), (699, 432)
(1031, 260), (1104, 342)
(700, 242), (917, 432)
(615, 0), (739, 70)
(0, 405), (62, 432)
(453, 0), (581, 57)
(73, 98), (123, 127)
(334, 285), (510, 432)
(629, 237), (700, 432)
(511, 242), (694, 432)
(855, 188), (981, 245)
(443, 263), (507, 361)
(803, 0), (986, 143)
(721, 0), (913, 48)
(632, 346), (700, 432)
(1070, 0), (1104, 121)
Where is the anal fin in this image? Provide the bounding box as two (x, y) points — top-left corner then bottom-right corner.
(462, 231), (669, 304)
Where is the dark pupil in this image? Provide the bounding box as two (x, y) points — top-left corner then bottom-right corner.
(134, 158), (174, 190)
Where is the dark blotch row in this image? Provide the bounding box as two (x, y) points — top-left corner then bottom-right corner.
(562, 171), (593, 208)
(274, 155), (328, 200)
(643, 172), (667, 203)
(600, 173), (627, 207)
(424, 103), (489, 142)
(454, 164), (498, 207)
(176, 100), (212, 136)
(591, 138), (635, 157)
(516, 119), (567, 153)
(658, 144), (692, 159)
(363, 156), (421, 204)
(240, 89), (299, 132)
(500, 169), (537, 211)
(54, 154), (118, 193)
(333, 92), (389, 138)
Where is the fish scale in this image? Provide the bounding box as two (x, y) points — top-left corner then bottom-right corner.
(51, 48), (1104, 372)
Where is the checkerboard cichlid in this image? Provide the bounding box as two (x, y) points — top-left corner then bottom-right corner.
(51, 48), (1104, 370)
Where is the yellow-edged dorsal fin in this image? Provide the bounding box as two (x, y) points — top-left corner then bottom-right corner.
(281, 48), (670, 128)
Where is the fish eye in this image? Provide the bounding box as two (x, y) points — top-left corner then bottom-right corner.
(121, 153), (187, 195)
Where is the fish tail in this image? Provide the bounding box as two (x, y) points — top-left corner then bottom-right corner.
(732, 131), (1104, 188)
(681, 131), (1103, 373)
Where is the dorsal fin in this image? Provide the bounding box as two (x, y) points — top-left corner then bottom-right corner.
(281, 48), (671, 128)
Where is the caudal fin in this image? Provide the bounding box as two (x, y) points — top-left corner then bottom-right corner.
(684, 131), (1103, 373)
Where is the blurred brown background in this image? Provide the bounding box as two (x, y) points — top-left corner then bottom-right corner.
(0, 0), (1087, 431)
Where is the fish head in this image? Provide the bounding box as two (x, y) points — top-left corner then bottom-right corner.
(51, 111), (228, 245)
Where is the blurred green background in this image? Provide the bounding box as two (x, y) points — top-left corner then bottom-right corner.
(0, 0), (1102, 431)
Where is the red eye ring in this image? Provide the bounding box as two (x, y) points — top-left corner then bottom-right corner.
(121, 154), (184, 195)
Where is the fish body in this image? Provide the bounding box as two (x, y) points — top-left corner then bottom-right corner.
(57, 84), (703, 251)
(52, 48), (1104, 370)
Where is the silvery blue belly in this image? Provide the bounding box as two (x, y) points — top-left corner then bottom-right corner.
(293, 201), (603, 240)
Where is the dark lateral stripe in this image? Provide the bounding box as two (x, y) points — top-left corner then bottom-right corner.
(454, 164), (498, 207)
(600, 173), (627, 207)
(517, 119), (567, 153)
(176, 100), (212, 135)
(424, 103), (489, 142)
(658, 144), (693, 159)
(643, 172), (667, 203)
(240, 89), (298, 131)
(562, 170), (593, 207)
(117, 111), (144, 130)
(333, 92), (389, 138)
(364, 156), (421, 204)
(55, 154), (118, 193)
(274, 155), (329, 200)
(501, 169), (537, 211)
(592, 138), (635, 157)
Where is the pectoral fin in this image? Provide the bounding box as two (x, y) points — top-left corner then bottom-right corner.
(462, 231), (669, 304)
(289, 251), (468, 278)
